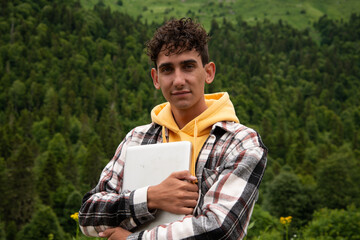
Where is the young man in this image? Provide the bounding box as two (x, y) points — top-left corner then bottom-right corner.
(79, 18), (267, 240)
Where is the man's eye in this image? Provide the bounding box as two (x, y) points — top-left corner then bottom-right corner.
(184, 64), (195, 70)
(161, 67), (172, 73)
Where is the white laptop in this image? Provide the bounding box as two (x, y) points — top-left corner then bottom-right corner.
(123, 141), (192, 231)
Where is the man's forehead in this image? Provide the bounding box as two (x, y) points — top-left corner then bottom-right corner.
(157, 48), (201, 65)
(160, 45), (194, 55)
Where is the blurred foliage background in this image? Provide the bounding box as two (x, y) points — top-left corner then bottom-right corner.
(0, 0), (359, 239)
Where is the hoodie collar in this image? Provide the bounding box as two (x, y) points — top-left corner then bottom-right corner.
(151, 92), (239, 134)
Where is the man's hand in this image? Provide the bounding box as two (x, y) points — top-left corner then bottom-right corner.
(99, 227), (131, 240)
(147, 170), (199, 215)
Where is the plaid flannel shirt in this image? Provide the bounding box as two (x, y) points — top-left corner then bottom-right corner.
(79, 121), (267, 239)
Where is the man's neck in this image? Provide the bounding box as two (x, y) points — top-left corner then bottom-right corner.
(171, 105), (208, 129)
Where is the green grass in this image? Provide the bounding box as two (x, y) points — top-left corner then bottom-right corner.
(80, 0), (360, 31)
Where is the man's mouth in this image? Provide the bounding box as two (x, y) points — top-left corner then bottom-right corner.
(172, 90), (191, 96)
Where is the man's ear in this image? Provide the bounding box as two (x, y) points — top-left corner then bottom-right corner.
(205, 62), (216, 84)
(151, 68), (161, 89)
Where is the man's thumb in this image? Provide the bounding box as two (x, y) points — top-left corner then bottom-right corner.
(172, 170), (197, 182)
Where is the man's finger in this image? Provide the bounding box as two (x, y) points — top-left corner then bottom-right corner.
(183, 199), (198, 207)
(172, 170), (197, 182)
(186, 183), (199, 192)
(99, 228), (115, 238)
(179, 206), (196, 215)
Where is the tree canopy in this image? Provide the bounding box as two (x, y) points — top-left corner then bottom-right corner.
(0, 0), (359, 239)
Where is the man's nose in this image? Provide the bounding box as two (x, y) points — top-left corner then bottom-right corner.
(173, 69), (185, 87)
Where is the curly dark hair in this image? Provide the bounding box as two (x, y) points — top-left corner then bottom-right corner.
(146, 18), (210, 68)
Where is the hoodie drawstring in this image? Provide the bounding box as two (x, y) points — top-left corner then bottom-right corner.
(162, 126), (167, 143)
(191, 120), (198, 179)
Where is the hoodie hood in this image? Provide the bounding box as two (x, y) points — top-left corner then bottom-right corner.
(151, 92), (239, 177)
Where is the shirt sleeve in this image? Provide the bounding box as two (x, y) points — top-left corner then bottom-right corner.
(78, 130), (157, 237)
(128, 129), (267, 240)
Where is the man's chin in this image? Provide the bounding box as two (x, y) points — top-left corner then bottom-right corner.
(171, 101), (192, 111)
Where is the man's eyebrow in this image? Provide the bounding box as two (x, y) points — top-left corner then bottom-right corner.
(158, 59), (198, 70)
(158, 62), (173, 69)
(181, 59), (197, 65)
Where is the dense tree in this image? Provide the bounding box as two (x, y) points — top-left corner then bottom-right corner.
(0, 0), (359, 238)
(316, 144), (360, 209)
(15, 206), (68, 240)
(52, 183), (77, 235)
(47, 132), (69, 175)
(37, 152), (60, 206)
(63, 190), (83, 234)
(4, 142), (35, 229)
(0, 221), (5, 240)
(0, 158), (5, 220)
(264, 169), (315, 227)
(80, 135), (106, 188)
(303, 206), (360, 240)
(246, 205), (280, 239)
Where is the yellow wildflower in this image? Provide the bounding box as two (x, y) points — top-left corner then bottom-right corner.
(71, 212), (80, 240)
(280, 216), (293, 240)
(280, 216), (292, 225)
(48, 233), (54, 240)
(71, 212), (79, 221)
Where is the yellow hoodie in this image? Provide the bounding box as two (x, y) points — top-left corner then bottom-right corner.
(151, 92), (239, 177)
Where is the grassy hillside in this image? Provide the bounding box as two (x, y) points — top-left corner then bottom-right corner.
(80, 0), (360, 30)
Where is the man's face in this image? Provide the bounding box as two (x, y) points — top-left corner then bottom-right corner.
(151, 49), (215, 116)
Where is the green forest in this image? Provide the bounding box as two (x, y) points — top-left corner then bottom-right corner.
(0, 0), (360, 239)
